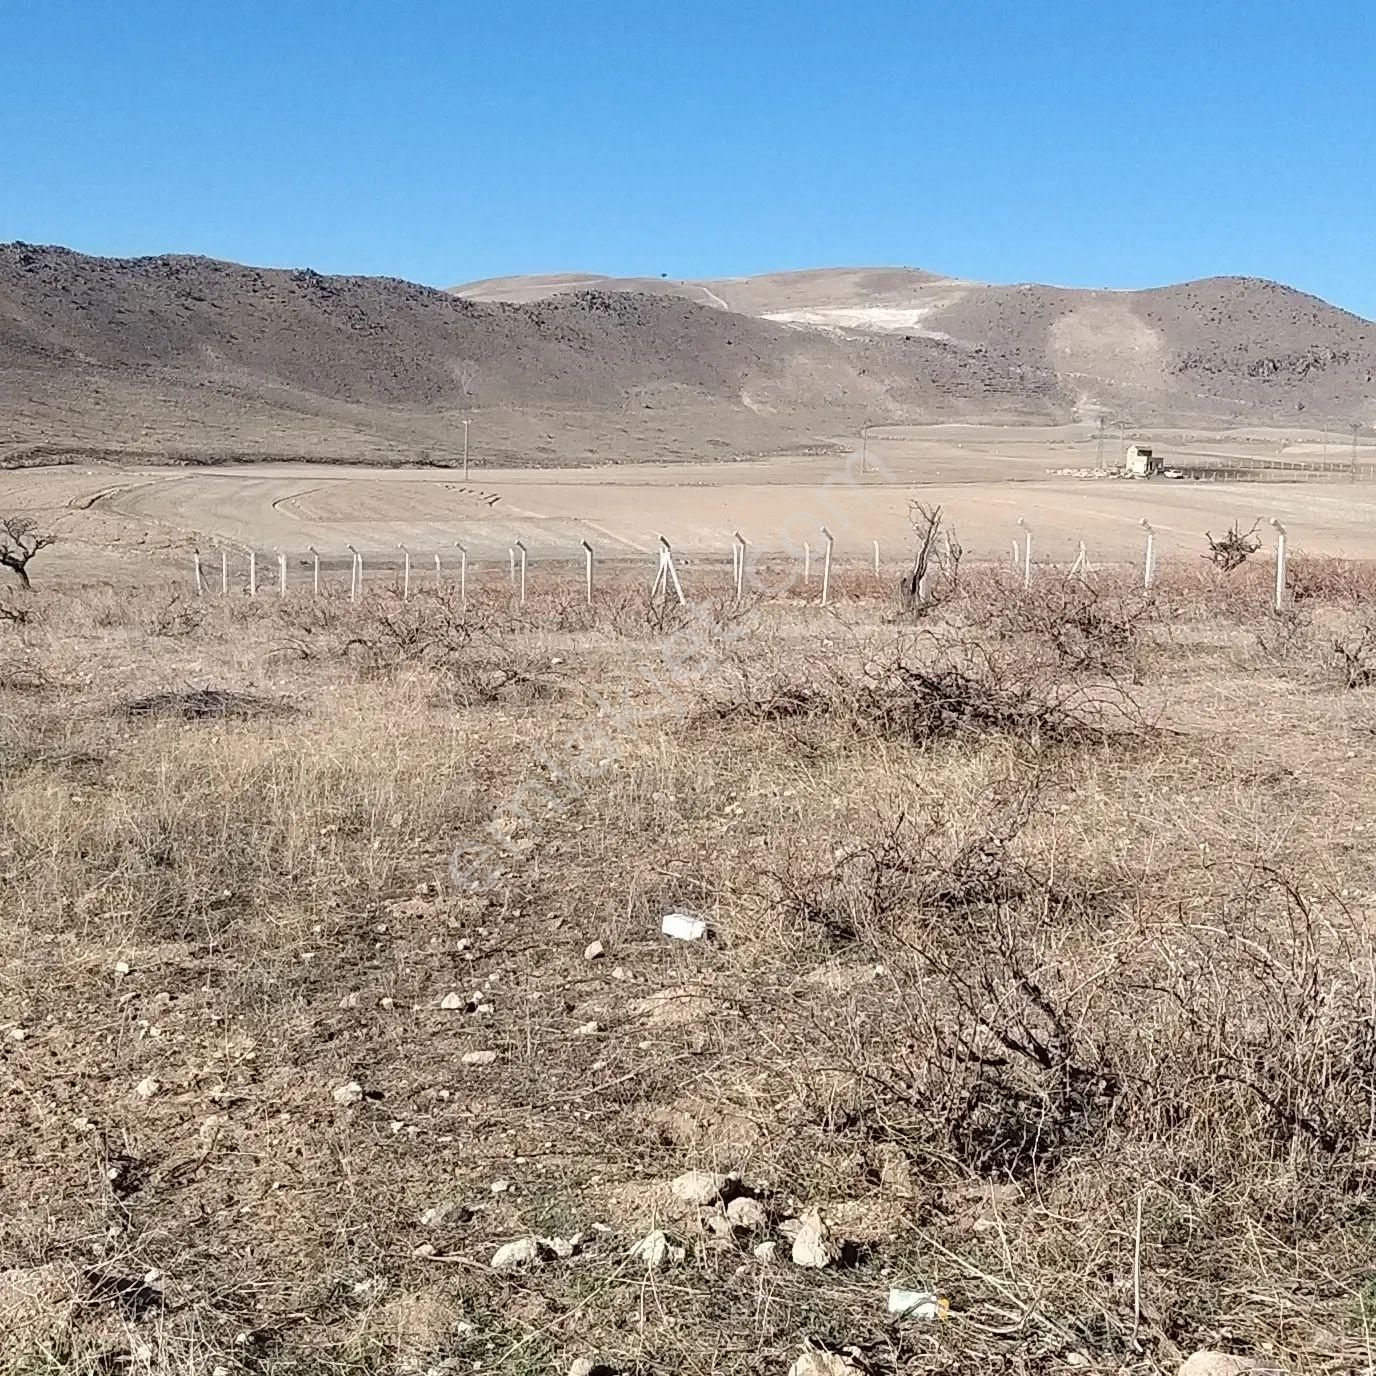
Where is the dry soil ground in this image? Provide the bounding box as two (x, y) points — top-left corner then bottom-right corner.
(5, 426), (1376, 591)
(3, 560), (1376, 1376)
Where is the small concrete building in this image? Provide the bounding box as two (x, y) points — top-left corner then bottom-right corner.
(1125, 444), (1163, 477)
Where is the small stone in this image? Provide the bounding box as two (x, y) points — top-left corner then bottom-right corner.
(627, 1228), (682, 1268)
(568, 1362), (596, 1376)
(413, 1243), (436, 1258)
(789, 1351), (861, 1376)
(490, 1237), (541, 1270)
(491, 1178), (513, 1194)
(113, 961), (131, 976)
(584, 941), (605, 961)
(670, 1169), (730, 1205)
(726, 1196), (768, 1231)
(133, 1077), (160, 1100)
(543, 1233), (580, 1259)
(462, 1050), (497, 1066)
(887, 1288), (945, 1320)
(338, 992), (361, 1009)
(661, 912), (707, 941)
(575, 1021), (600, 1037)
(1065, 1355), (1089, 1369)
(332, 1081), (364, 1105)
(753, 1240), (778, 1261)
(439, 992), (465, 1010)
(790, 1207), (837, 1268)
(1177, 1356), (1286, 1376)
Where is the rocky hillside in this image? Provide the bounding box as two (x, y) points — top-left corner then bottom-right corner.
(457, 267), (1376, 427)
(0, 246), (1060, 465)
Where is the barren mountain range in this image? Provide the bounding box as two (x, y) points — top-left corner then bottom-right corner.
(2, 245), (1372, 466)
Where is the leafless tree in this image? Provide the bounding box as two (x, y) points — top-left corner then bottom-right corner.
(903, 502), (958, 611)
(0, 516), (55, 589)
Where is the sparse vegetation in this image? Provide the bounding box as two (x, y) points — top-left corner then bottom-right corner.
(0, 514), (55, 588)
(2, 565), (1375, 1375)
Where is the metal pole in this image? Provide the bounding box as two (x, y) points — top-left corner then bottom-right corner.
(399, 544), (411, 600)
(309, 546), (319, 598)
(455, 543), (467, 606)
(248, 551), (257, 599)
(873, 539), (880, 579)
(515, 540), (527, 605)
(733, 531), (747, 603)
(1270, 518), (1288, 611)
(582, 539), (594, 605)
(1139, 520), (1156, 590)
(220, 549), (228, 595)
(820, 526), (833, 607)
(347, 545), (359, 603)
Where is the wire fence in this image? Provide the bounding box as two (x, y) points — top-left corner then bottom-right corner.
(190, 518), (1301, 614)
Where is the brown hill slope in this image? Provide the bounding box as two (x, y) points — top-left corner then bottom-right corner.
(0, 245), (1061, 465)
(455, 266), (1376, 426)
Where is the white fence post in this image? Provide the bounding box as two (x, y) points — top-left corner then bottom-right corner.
(454, 543), (468, 606)
(399, 543), (411, 600)
(220, 549), (228, 595)
(582, 539), (594, 605)
(820, 525), (834, 607)
(658, 534), (685, 606)
(515, 540), (527, 605)
(1017, 518), (1031, 590)
(434, 553), (442, 591)
(308, 546), (320, 598)
(277, 549), (287, 598)
(803, 540), (812, 584)
(1140, 519), (1156, 590)
(873, 539), (880, 579)
(508, 546), (516, 585)
(732, 530), (747, 603)
(1270, 518), (1288, 611)
(347, 545), (360, 602)
(248, 551), (257, 599)
(193, 550), (205, 596)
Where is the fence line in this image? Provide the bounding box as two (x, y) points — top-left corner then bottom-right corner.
(191, 518), (1298, 611)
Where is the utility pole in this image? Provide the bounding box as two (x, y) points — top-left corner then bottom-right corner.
(860, 423), (869, 475)
(462, 418), (471, 481)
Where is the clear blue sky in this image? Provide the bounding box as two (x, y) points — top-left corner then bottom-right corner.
(4, 1), (1373, 316)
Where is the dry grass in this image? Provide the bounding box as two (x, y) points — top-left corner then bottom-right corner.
(2, 562), (1375, 1376)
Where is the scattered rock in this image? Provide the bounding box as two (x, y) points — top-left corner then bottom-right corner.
(1178, 1356), (1286, 1376)
(627, 1229), (683, 1268)
(439, 992), (465, 1010)
(543, 1233), (581, 1259)
(569, 1361), (596, 1376)
(753, 1240), (778, 1262)
(790, 1207), (837, 1268)
(419, 1202), (476, 1228)
(462, 1050), (498, 1066)
(725, 1196), (768, 1232)
(489, 1238), (541, 1270)
(584, 941), (605, 961)
(661, 912), (707, 941)
(670, 1169), (731, 1205)
(490, 1178), (513, 1194)
(113, 960), (132, 977)
(887, 1288), (945, 1320)
(789, 1350), (862, 1376)
(575, 1020), (601, 1036)
(133, 1076), (160, 1100)
(332, 1081), (365, 1105)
